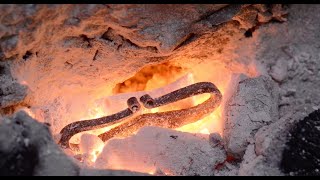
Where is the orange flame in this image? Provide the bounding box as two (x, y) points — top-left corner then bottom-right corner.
(65, 61), (258, 175)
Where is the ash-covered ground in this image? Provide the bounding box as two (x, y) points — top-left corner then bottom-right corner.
(253, 5), (320, 176)
(221, 4), (320, 176)
(0, 4), (320, 176)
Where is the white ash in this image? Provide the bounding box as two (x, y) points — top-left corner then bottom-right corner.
(252, 4), (320, 122)
(223, 75), (279, 158)
(79, 133), (104, 155)
(0, 61), (27, 109)
(269, 57), (288, 83)
(0, 4), (273, 135)
(238, 112), (296, 176)
(77, 133), (105, 167)
(238, 144), (268, 176)
(1, 4), (319, 176)
(95, 126), (226, 176)
(98, 73), (195, 115)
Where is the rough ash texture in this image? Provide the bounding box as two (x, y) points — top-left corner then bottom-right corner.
(0, 4), (276, 135)
(229, 4), (320, 176)
(253, 4), (320, 122)
(1, 4), (320, 176)
(223, 75), (279, 158)
(95, 126), (226, 176)
(238, 113), (290, 176)
(0, 61), (27, 110)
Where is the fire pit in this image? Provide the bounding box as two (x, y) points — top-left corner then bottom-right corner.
(1, 4), (320, 176)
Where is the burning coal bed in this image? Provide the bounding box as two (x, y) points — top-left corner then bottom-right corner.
(53, 60), (238, 175)
(1, 4), (320, 176)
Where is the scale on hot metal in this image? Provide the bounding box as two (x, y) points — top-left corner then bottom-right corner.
(58, 73), (222, 151)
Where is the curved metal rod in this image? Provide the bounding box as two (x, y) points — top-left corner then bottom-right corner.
(60, 82), (222, 151)
(98, 82), (222, 141)
(140, 82), (220, 108)
(58, 97), (141, 148)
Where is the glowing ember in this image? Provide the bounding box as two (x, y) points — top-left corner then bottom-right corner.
(20, 80), (28, 85)
(59, 61), (258, 174)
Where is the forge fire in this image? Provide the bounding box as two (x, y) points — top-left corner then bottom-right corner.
(1, 4), (320, 176)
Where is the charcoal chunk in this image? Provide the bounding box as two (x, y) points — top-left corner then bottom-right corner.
(280, 109), (320, 176)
